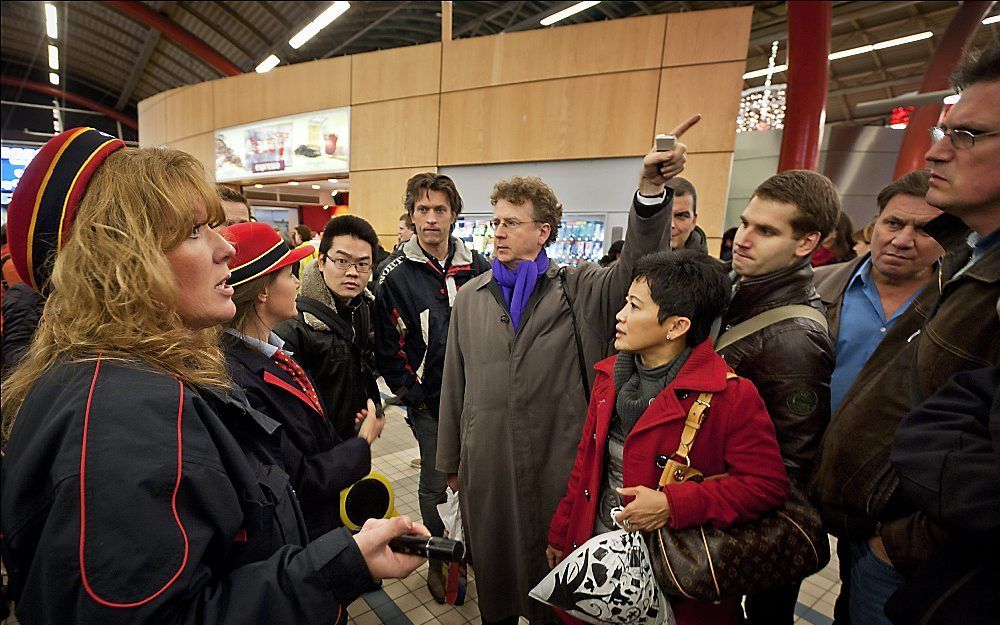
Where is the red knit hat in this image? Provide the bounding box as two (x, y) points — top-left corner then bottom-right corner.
(7, 127), (125, 292)
(224, 222), (314, 287)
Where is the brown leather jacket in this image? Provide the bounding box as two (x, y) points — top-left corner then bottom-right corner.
(719, 258), (834, 482)
(813, 215), (1000, 573)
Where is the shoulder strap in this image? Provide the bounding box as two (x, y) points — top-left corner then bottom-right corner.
(715, 304), (828, 352)
(558, 267), (591, 403)
(657, 372), (738, 489)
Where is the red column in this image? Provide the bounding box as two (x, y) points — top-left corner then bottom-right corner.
(893, 1), (995, 179)
(778, 1), (832, 172)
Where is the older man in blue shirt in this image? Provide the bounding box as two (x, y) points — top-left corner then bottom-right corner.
(813, 169), (943, 625)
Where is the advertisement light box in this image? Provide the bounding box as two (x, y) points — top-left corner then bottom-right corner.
(215, 107), (349, 182)
(2, 145), (41, 207)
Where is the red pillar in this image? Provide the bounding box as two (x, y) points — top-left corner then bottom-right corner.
(893, 1), (995, 179)
(778, 1), (832, 172)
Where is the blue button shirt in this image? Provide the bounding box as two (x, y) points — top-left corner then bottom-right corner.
(830, 258), (921, 414)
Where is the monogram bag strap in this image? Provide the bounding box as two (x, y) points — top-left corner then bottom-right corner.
(657, 372), (738, 489)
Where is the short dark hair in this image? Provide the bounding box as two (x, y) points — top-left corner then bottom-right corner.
(216, 184), (254, 220)
(753, 170), (840, 240)
(319, 214), (380, 258)
(632, 250), (731, 347)
(399, 212), (414, 229)
(877, 169), (931, 215)
(951, 42), (1000, 90)
(294, 225), (313, 244)
(667, 177), (697, 214)
(404, 173), (464, 218)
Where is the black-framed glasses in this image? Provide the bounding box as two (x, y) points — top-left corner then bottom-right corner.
(488, 218), (544, 231)
(328, 257), (372, 273)
(929, 125), (1000, 150)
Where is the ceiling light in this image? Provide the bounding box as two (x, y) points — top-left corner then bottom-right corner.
(328, 178), (338, 183)
(943, 94), (960, 105)
(744, 31), (932, 79)
(289, 1), (351, 49)
(48, 72), (59, 85)
(311, 184), (321, 189)
(983, 15), (1000, 25)
(288, 181), (299, 186)
(255, 55), (280, 73)
(45, 3), (57, 39)
(48, 44), (59, 70)
(540, 1), (601, 26)
(254, 183), (263, 188)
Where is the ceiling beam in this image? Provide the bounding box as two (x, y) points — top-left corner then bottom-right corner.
(116, 29), (161, 110)
(0, 77), (138, 129)
(750, 1), (909, 46)
(454, 1), (521, 37)
(322, 3), (412, 59)
(105, 0), (242, 76)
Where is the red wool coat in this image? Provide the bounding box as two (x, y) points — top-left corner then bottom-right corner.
(548, 340), (789, 625)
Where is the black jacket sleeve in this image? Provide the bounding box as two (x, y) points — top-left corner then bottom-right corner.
(891, 365), (1000, 538)
(2, 284), (43, 370)
(372, 278), (426, 405)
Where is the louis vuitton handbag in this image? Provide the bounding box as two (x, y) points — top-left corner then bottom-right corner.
(644, 376), (830, 602)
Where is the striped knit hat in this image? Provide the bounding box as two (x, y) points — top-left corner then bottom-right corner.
(7, 127), (125, 293)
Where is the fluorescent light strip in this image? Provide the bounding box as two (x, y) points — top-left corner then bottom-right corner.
(289, 1), (351, 49)
(540, 1), (601, 26)
(49, 72), (59, 85)
(48, 44), (59, 70)
(45, 3), (58, 39)
(984, 15), (1000, 25)
(255, 54), (280, 73)
(744, 31), (933, 79)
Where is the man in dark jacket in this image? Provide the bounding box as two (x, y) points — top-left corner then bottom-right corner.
(813, 170), (943, 625)
(718, 169), (839, 625)
(276, 215), (383, 442)
(372, 172), (490, 601)
(813, 43), (1000, 625)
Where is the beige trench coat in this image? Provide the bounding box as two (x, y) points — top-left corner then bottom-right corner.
(437, 195), (671, 622)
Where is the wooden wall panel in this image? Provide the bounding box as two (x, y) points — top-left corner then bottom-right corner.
(138, 96), (167, 147)
(349, 167), (437, 237)
(167, 132), (215, 181)
(663, 6), (753, 67)
(438, 71), (660, 165)
(212, 57), (350, 129)
(441, 15), (665, 92)
(677, 151), (735, 239)
(164, 82), (214, 141)
(350, 95), (440, 171)
(655, 61), (746, 153)
(352, 43), (441, 104)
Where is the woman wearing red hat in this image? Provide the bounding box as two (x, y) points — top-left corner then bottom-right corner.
(221, 221), (383, 541)
(0, 128), (426, 625)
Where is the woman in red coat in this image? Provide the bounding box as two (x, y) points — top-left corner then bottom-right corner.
(547, 251), (789, 625)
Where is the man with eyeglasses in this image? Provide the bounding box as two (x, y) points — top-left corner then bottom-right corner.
(812, 42), (1000, 625)
(276, 215), (384, 443)
(372, 172), (490, 602)
(436, 116), (698, 625)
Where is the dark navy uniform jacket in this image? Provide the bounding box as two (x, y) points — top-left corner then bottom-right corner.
(224, 336), (371, 540)
(0, 358), (376, 624)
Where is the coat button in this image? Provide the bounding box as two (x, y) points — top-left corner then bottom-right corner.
(584, 489), (590, 500)
(592, 432), (597, 441)
(572, 542), (578, 549)
(500, 314), (510, 324)
(678, 391), (689, 400)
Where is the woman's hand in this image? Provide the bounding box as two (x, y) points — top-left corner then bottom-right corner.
(356, 399), (384, 444)
(354, 516), (430, 579)
(545, 545), (564, 570)
(615, 485), (671, 531)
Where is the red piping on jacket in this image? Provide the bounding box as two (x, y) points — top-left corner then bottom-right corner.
(390, 308), (419, 382)
(79, 356), (190, 607)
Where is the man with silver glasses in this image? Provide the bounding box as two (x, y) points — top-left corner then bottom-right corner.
(437, 116), (699, 625)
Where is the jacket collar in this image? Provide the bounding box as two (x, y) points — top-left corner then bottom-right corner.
(474, 253), (563, 291)
(726, 256), (818, 323)
(401, 234), (476, 266)
(594, 339), (730, 394)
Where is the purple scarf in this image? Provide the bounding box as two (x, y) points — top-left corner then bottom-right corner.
(492, 250), (550, 331)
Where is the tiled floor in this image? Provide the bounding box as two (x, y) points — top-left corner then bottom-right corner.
(355, 394), (840, 625)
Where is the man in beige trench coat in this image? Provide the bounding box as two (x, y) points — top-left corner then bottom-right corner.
(437, 116), (701, 624)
